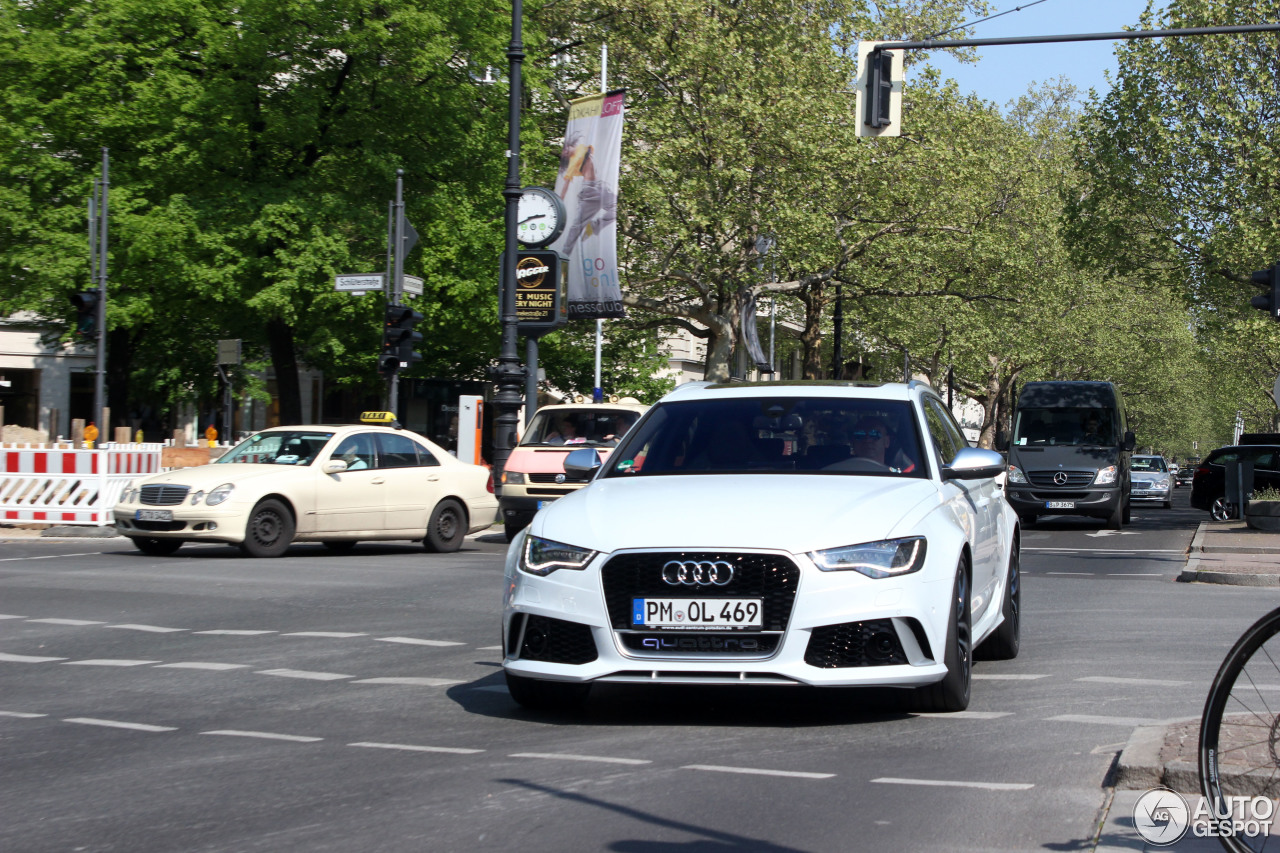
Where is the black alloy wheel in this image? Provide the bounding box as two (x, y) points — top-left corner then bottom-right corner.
(911, 560), (972, 712)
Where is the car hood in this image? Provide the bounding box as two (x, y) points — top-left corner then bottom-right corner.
(134, 463), (310, 488)
(1008, 445), (1118, 470)
(531, 474), (939, 554)
(1132, 471), (1168, 483)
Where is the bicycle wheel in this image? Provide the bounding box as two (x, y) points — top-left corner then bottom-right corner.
(1199, 607), (1280, 851)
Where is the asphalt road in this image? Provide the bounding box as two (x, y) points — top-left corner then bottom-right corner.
(1, 487), (1274, 853)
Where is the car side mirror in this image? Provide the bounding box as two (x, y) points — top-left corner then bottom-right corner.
(563, 447), (602, 479)
(1123, 431), (1136, 452)
(942, 447), (1007, 481)
(322, 459), (348, 474)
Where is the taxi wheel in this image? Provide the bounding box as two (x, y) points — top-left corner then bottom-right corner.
(424, 499), (466, 553)
(130, 537), (183, 557)
(240, 499), (294, 558)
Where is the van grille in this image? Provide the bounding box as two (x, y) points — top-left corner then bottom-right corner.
(1027, 471), (1095, 488)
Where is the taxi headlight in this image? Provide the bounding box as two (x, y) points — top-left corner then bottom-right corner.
(205, 483), (235, 506)
(504, 471), (526, 485)
(520, 535), (596, 577)
(1007, 465), (1028, 484)
(1094, 465), (1118, 485)
(809, 537), (927, 579)
(190, 491), (205, 505)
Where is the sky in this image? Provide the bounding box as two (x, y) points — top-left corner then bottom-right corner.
(924, 0), (1163, 110)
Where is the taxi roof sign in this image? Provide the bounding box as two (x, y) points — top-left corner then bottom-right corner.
(360, 411), (400, 426)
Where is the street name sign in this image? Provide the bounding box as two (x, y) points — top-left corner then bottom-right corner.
(402, 275), (424, 297)
(335, 273), (384, 294)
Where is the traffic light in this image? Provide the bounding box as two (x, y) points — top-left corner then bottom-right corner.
(1251, 263), (1280, 320)
(69, 290), (99, 338)
(856, 42), (902, 138)
(380, 304), (423, 375)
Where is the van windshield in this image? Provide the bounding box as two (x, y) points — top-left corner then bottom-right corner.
(1013, 407), (1115, 447)
(519, 409), (642, 448)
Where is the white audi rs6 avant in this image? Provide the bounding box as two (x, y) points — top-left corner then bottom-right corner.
(502, 380), (1021, 713)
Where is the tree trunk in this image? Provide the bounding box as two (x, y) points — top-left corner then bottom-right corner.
(798, 286), (825, 379)
(266, 317), (303, 425)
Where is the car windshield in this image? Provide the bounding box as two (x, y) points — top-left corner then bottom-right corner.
(1132, 457), (1167, 472)
(602, 398), (924, 478)
(519, 409), (641, 448)
(1012, 407), (1115, 447)
(218, 430), (335, 465)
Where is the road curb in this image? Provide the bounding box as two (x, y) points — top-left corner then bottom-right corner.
(1178, 559), (1280, 586)
(1114, 718), (1201, 795)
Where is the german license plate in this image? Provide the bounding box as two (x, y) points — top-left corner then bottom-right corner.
(536, 499), (556, 510)
(1045, 501), (1075, 509)
(631, 598), (763, 629)
(136, 509), (172, 521)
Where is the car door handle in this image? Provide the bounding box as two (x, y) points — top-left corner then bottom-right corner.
(427, 474), (440, 482)
(371, 477), (386, 485)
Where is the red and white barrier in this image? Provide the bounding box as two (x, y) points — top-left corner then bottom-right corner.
(0, 443), (164, 526)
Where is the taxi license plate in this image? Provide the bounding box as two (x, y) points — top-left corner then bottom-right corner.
(1045, 501), (1075, 509)
(136, 509), (173, 522)
(632, 598), (763, 629)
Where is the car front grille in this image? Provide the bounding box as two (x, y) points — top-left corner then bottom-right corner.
(601, 551), (800, 660)
(1027, 471), (1095, 488)
(804, 619), (907, 668)
(529, 473), (590, 485)
(139, 485), (190, 506)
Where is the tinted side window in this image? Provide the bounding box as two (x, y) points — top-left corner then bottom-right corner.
(923, 401), (959, 465)
(376, 433), (423, 469)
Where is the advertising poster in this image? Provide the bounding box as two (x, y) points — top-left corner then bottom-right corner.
(550, 90), (627, 319)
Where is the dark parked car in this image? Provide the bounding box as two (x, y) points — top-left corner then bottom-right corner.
(1174, 459), (1197, 488)
(1190, 446), (1280, 521)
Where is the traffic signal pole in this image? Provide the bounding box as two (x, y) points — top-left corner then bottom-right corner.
(388, 170), (406, 413)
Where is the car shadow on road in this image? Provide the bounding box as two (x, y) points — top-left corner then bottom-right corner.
(451, 670), (915, 728)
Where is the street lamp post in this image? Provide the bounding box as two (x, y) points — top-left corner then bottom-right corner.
(491, 0), (527, 492)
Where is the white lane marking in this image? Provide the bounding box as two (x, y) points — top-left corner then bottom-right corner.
(873, 776), (1033, 791)
(282, 632), (367, 638)
(476, 646), (503, 651)
(914, 711), (1013, 720)
(62, 659), (161, 667)
(683, 764), (834, 779)
(154, 662), (250, 671)
(376, 637), (465, 647)
(973, 674), (1050, 681)
(1046, 714), (1162, 726)
(201, 730), (322, 743)
(1046, 572), (1093, 576)
(1107, 573), (1163, 577)
(193, 630), (277, 635)
(513, 752), (652, 766)
(350, 677), (463, 686)
(0, 652), (68, 663)
(255, 669), (352, 681)
(0, 614), (26, 620)
(350, 742), (484, 755)
(27, 618), (105, 626)
(63, 717), (177, 732)
(1076, 676), (1192, 687)
(1023, 548), (1186, 554)
(0, 710), (46, 718)
(0, 553), (102, 562)
(107, 624), (187, 633)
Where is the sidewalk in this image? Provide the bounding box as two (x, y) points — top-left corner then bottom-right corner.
(1100, 519), (1280, 850)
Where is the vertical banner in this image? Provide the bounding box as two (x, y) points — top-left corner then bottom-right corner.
(551, 90), (626, 319)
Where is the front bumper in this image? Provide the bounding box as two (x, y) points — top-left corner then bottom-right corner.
(1129, 484), (1171, 503)
(113, 504), (249, 543)
(501, 547), (954, 689)
(1004, 486), (1122, 518)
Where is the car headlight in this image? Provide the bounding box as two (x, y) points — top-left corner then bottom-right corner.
(520, 535), (596, 577)
(190, 491), (205, 505)
(503, 471), (526, 485)
(205, 483), (235, 506)
(809, 537), (927, 579)
(1007, 465), (1027, 484)
(1094, 465), (1118, 485)
(1155, 478), (1169, 490)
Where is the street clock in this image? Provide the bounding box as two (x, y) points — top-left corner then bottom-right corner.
(516, 186), (565, 248)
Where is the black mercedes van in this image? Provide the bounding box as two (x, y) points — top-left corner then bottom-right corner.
(1003, 381), (1136, 529)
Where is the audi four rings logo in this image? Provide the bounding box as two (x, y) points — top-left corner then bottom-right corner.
(1053, 471), (1069, 485)
(662, 560), (734, 586)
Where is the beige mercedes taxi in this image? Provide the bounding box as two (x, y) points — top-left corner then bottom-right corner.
(113, 414), (498, 557)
